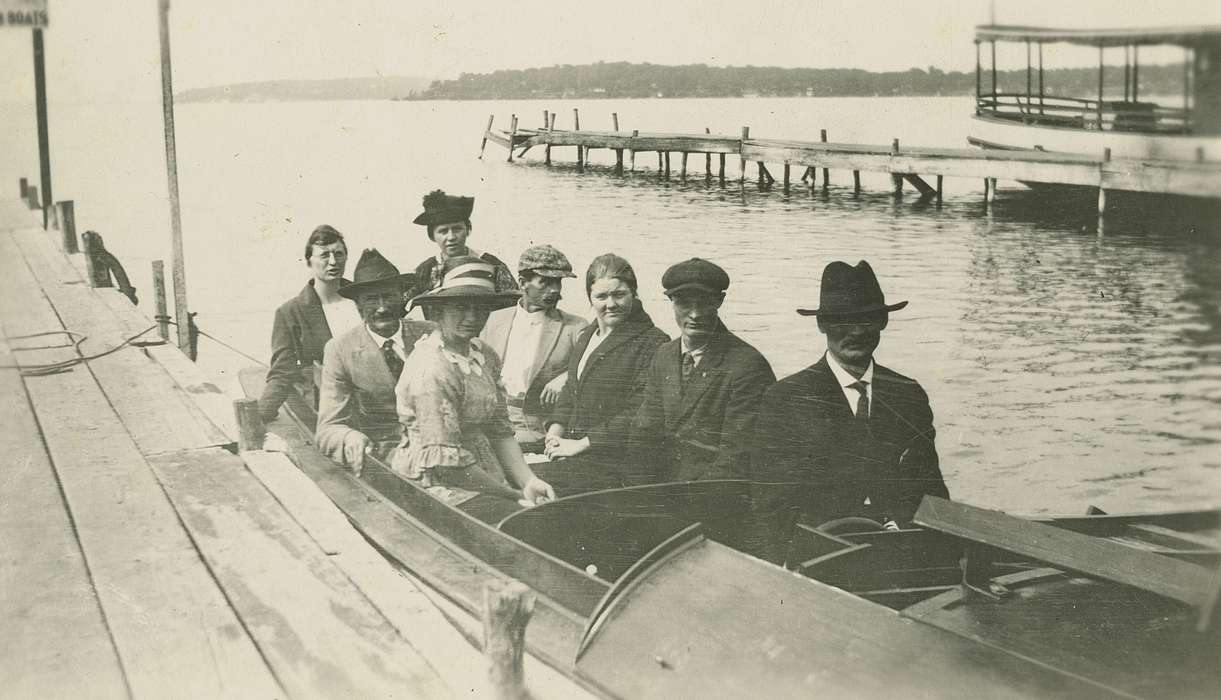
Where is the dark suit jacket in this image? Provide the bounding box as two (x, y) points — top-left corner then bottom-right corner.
(752, 356), (947, 559)
(629, 322), (775, 483)
(550, 306), (670, 452)
(314, 320), (435, 464)
(258, 279), (349, 420)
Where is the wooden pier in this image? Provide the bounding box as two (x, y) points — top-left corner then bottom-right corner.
(480, 111), (1221, 219)
(0, 193), (586, 698)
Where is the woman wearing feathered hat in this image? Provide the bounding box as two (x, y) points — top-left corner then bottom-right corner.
(392, 256), (556, 514)
(410, 190), (517, 304)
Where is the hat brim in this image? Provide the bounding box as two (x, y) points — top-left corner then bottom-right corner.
(528, 269), (577, 279)
(795, 300), (908, 316)
(409, 286), (520, 311)
(337, 273), (417, 300)
(412, 209), (474, 227)
(664, 282), (725, 296)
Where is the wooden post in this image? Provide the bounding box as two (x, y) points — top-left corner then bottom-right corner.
(483, 580), (535, 700)
(663, 152), (670, 179)
(630, 130), (638, 171)
(718, 153), (726, 186)
(575, 112), (583, 171)
(704, 128), (712, 179)
(820, 129), (829, 187)
(891, 174), (903, 198)
(507, 115), (517, 163)
(542, 109), (549, 129)
(783, 163), (790, 194)
(853, 170), (861, 195)
(573, 108), (580, 131)
(549, 113), (556, 130)
(58, 200), (78, 254)
(26, 185), (39, 210)
(614, 149), (623, 174)
(19, 177), (28, 200)
(153, 260), (170, 342)
(82, 231), (105, 288)
(891, 138), (899, 155)
(1096, 187), (1107, 226)
(612, 112), (619, 131)
(158, 0), (192, 356)
(33, 28), (53, 228)
(234, 398), (266, 452)
(680, 152), (688, 181)
(739, 127), (749, 186)
(657, 152), (663, 174)
(479, 114), (494, 158)
(935, 175), (944, 206)
(45, 198), (58, 231)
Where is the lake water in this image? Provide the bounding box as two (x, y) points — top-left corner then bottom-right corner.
(1, 95), (1218, 515)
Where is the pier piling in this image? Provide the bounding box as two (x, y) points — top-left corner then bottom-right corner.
(936, 175), (944, 206)
(612, 112), (619, 131)
(853, 171), (861, 195)
(705, 128), (712, 180)
(783, 163), (791, 194)
(57, 201), (77, 253)
(26, 185), (39, 209)
(664, 152), (671, 179)
(739, 127), (749, 186)
(19, 177), (27, 199)
(479, 115), (494, 158)
(820, 130), (830, 188)
(630, 130), (638, 171)
(681, 152), (688, 181)
(719, 154), (726, 186)
(507, 115), (517, 163)
(234, 398), (266, 452)
(483, 580), (535, 700)
(153, 260), (170, 341)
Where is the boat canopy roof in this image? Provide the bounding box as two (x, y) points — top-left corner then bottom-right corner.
(975, 24), (1221, 48)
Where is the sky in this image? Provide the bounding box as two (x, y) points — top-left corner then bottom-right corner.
(0, 0), (1218, 101)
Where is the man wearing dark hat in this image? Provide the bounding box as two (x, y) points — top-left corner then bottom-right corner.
(315, 249), (435, 474)
(480, 244), (586, 448)
(628, 258), (775, 484)
(410, 190), (517, 310)
(751, 260), (947, 564)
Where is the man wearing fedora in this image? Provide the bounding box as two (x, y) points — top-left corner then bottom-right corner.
(628, 258), (775, 484)
(410, 190), (517, 311)
(751, 260), (947, 564)
(480, 244), (586, 448)
(316, 249), (436, 474)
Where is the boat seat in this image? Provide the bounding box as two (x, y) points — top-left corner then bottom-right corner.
(914, 496), (1221, 631)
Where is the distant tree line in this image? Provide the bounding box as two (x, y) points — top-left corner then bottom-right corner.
(411, 61), (1188, 100)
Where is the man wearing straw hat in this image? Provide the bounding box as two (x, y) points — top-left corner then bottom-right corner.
(751, 260), (947, 563)
(315, 249), (435, 474)
(480, 244), (586, 448)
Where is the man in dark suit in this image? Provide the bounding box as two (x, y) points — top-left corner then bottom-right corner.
(629, 258), (775, 484)
(752, 260), (947, 564)
(316, 249), (434, 474)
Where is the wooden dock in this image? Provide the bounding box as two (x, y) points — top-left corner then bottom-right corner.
(0, 194), (586, 698)
(480, 111), (1221, 215)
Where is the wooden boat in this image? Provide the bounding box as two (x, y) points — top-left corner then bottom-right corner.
(968, 25), (1221, 163)
(241, 368), (1220, 698)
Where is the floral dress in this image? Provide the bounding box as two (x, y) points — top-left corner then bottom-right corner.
(392, 332), (515, 500)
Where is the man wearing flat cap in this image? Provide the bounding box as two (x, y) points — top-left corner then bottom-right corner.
(411, 190), (517, 313)
(480, 244), (586, 448)
(316, 249), (436, 474)
(751, 260), (948, 565)
(628, 258), (775, 484)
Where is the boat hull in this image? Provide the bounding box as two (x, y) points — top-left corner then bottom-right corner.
(968, 114), (1221, 162)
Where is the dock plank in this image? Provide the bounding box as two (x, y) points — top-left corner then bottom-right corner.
(12, 228), (229, 455)
(150, 447), (453, 699)
(0, 332), (129, 700)
(0, 231), (283, 699)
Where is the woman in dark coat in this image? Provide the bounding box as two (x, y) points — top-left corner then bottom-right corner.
(540, 254), (669, 492)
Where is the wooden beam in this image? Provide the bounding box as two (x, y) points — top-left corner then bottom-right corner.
(914, 497), (1216, 609)
(507, 115), (517, 163)
(902, 174), (936, 197)
(234, 398), (265, 451)
(480, 114), (494, 158)
(483, 580), (536, 700)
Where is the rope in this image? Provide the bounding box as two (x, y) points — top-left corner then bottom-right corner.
(1, 326), (159, 376)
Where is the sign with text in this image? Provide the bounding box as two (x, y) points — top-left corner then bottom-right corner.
(0, 0), (47, 28)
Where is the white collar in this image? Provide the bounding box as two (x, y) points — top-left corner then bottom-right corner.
(420, 332), (487, 376)
(680, 339), (708, 359)
(367, 323), (402, 348)
(825, 351), (874, 389)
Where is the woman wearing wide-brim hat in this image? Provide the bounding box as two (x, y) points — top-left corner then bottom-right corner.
(392, 256), (556, 517)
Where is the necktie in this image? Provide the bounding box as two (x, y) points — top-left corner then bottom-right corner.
(849, 380), (869, 424)
(382, 338), (404, 380)
(681, 351), (696, 383)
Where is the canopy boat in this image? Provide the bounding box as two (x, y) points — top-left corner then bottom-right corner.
(241, 368), (1220, 698)
(969, 24), (1221, 163)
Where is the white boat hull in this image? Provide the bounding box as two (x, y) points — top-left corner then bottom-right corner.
(968, 115), (1220, 163)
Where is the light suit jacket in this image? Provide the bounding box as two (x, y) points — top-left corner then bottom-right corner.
(315, 320), (435, 464)
(479, 304), (585, 417)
